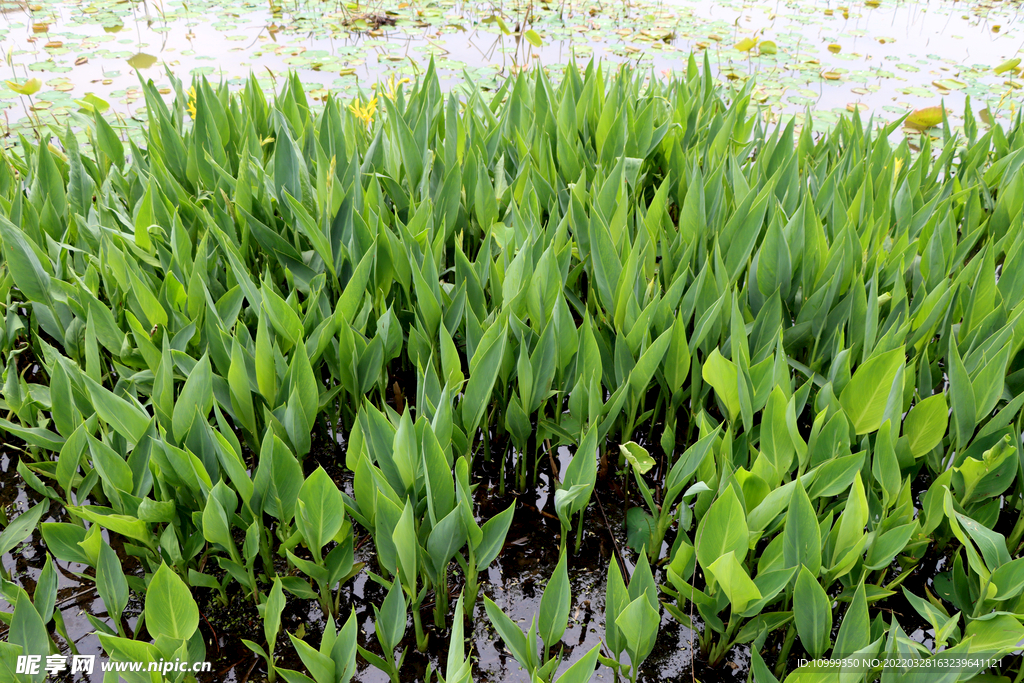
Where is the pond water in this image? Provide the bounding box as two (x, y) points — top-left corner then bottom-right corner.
(0, 0), (1022, 139)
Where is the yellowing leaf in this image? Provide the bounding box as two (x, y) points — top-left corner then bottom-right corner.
(827, 43), (841, 53)
(6, 78), (41, 96)
(620, 442), (655, 475)
(525, 29), (542, 47)
(994, 58), (1021, 75)
(905, 105), (946, 131)
(735, 37), (758, 52)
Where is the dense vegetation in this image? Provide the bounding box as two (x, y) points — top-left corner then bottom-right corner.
(1, 56), (1024, 683)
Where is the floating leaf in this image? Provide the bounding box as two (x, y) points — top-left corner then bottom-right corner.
(126, 53), (158, 70)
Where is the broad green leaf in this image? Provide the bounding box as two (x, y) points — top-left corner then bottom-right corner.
(297, 467), (345, 556)
(0, 500), (49, 557)
(702, 348), (740, 421)
(0, 215), (51, 305)
(6, 78), (41, 95)
(994, 57), (1021, 74)
(614, 595), (659, 669)
(10, 592), (49, 679)
(265, 578), (286, 657)
(376, 576), (406, 654)
(476, 501), (515, 570)
(392, 500), (419, 591)
(97, 542), (129, 632)
(903, 393), (947, 458)
(555, 643), (600, 683)
(695, 485), (749, 585)
(948, 339), (976, 447)
(905, 106), (945, 131)
(794, 565), (832, 658)
(538, 550), (571, 647)
(782, 478), (821, 577)
(461, 315), (507, 436)
(708, 551), (761, 613)
(832, 581), (869, 657)
(839, 347), (904, 434)
(145, 563), (199, 641)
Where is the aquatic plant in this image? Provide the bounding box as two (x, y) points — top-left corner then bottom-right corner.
(0, 53), (1023, 683)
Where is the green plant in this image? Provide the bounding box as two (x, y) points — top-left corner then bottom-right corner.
(0, 49), (1023, 683)
(602, 550), (661, 682)
(358, 576), (407, 683)
(484, 551), (601, 683)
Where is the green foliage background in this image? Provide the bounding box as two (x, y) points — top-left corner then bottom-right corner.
(1, 54), (1024, 682)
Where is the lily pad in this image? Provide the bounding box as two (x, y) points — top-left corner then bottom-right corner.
(625, 507), (656, 554)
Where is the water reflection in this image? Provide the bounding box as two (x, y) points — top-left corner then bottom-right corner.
(0, 0), (1022, 135)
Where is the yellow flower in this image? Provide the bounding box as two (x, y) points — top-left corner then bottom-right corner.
(383, 74), (411, 101)
(892, 155), (903, 184)
(186, 86), (197, 119)
(348, 96), (378, 126)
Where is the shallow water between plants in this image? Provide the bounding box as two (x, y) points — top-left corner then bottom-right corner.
(1, 0), (1023, 140)
(0, 435), (702, 682)
(1, 422), (957, 683)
